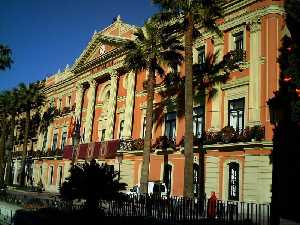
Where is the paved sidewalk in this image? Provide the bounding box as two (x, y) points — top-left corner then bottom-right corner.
(6, 187), (59, 200)
(281, 218), (300, 225)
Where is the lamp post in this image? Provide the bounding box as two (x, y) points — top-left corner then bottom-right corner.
(116, 154), (123, 181)
(71, 121), (81, 166)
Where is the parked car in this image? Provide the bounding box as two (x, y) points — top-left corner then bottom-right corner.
(127, 181), (167, 198)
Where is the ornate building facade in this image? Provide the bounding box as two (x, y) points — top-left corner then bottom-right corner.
(12, 0), (285, 203)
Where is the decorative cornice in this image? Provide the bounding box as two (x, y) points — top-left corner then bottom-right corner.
(89, 79), (97, 88)
(72, 47), (125, 74)
(249, 18), (261, 33)
(221, 76), (249, 90)
(213, 35), (224, 46)
(220, 4), (285, 31)
(223, 0), (258, 16)
(231, 25), (246, 35)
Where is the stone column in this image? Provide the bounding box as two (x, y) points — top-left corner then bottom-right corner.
(123, 72), (135, 138)
(46, 124), (53, 151)
(84, 80), (97, 142)
(249, 19), (261, 125)
(75, 84), (84, 120)
(211, 36), (224, 130)
(106, 70), (118, 140)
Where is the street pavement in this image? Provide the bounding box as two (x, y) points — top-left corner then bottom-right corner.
(6, 187), (59, 200)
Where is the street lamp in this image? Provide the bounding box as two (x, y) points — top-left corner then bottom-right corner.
(71, 121), (81, 166)
(116, 154), (123, 181)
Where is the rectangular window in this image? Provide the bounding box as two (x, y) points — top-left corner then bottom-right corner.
(61, 131), (67, 151)
(198, 46), (205, 65)
(58, 99), (62, 110)
(119, 120), (124, 139)
(42, 130), (48, 151)
(142, 117), (146, 138)
(67, 96), (71, 107)
(228, 98), (245, 133)
(101, 129), (106, 141)
(58, 166), (63, 187)
(51, 133), (58, 152)
(193, 107), (204, 138)
(49, 166), (54, 185)
(234, 31), (244, 50)
(165, 112), (176, 140)
(228, 162), (239, 201)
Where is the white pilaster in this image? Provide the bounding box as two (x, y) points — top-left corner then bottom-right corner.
(211, 37), (224, 130)
(84, 80), (97, 142)
(75, 84), (84, 120)
(249, 19), (261, 125)
(205, 156), (220, 197)
(106, 70), (118, 140)
(123, 72), (135, 138)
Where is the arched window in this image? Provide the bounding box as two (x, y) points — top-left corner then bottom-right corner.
(163, 164), (172, 196)
(193, 163), (200, 197)
(228, 162), (239, 201)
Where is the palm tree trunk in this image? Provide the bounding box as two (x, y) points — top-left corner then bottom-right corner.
(5, 113), (16, 186)
(20, 110), (30, 186)
(183, 13), (194, 198)
(140, 68), (155, 194)
(0, 121), (7, 187)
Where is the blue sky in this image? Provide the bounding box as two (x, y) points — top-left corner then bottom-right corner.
(0, 0), (157, 90)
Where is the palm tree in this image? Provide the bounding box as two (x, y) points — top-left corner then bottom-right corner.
(153, 0), (224, 197)
(123, 19), (183, 194)
(157, 50), (239, 199)
(0, 92), (11, 187)
(0, 44), (13, 71)
(4, 89), (20, 185)
(18, 82), (45, 186)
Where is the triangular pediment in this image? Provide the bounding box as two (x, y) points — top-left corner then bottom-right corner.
(72, 16), (137, 73)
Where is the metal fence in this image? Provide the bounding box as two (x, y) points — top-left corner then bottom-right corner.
(0, 192), (270, 225)
(101, 195), (270, 225)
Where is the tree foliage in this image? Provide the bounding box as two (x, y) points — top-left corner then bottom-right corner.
(152, 0), (225, 198)
(60, 159), (127, 211)
(0, 44), (13, 71)
(123, 19), (183, 194)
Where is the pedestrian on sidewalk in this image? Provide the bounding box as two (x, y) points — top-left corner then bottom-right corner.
(207, 191), (217, 219)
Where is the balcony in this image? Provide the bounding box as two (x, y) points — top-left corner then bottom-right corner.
(224, 49), (248, 71)
(203, 125), (265, 145)
(53, 104), (75, 118)
(177, 125), (265, 148)
(11, 125), (265, 161)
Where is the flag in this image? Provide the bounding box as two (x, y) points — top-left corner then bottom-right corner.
(67, 116), (75, 138)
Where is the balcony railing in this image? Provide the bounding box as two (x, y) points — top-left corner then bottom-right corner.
(11, 125), (264, 160)
(202, 125), (265, 145)
(224, 49), (247, 70)
(12, 149), (63, 159)
(178, 125), (265, 147)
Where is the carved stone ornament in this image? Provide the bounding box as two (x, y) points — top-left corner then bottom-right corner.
(249, 18), (261, 33)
